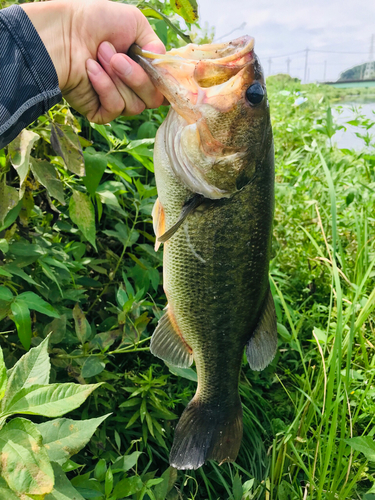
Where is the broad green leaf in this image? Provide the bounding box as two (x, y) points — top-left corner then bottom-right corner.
(0, 347), (7, 401)
(82, 151), (107, 196)
(105, 467), (113, 497)
(8, 241), (46, 257)
(103, 222), (139, 247)
(0, 418), (54, 495)
(3, 263), (38, 285)
(17, 292), (60, 318)
(50, 123), (85, 176)
(1, 336), (51, 410)
(45, 463), (85, 500)
(0, 286), (13, 302)
(170, 0), (198, 22)
(3, 382), (102, 417)
(112, 451), (142, 473)
(69, 190), (97, 249)
(153, 467), (178, 500)
(345, 436), (375, 461)
(73, 303), (90, 343)
(81, 357), (105, 378)
(38, 414), (110, 465)
(113, 476), (143, 498)
(30, 158), (65, 205)
(0, 183), (19, 225)
(0, 477), (19, 500)
(165, 363), (198, 382)
(10, 300), (32, 350)
(8, 129), (40, 194)
(44, 315), (67, 345)
(0, 238), (9, 254)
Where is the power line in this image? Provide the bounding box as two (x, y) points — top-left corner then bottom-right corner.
(267, 48), (369, 59)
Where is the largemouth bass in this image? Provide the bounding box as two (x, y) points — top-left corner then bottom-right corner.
(129, 36), (277, 470)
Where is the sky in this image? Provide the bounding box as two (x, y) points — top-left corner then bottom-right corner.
(197, 0), (375, 82)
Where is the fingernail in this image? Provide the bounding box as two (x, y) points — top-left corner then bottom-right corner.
(86, 58), (101, 76)
(111, 55), (132, 77)
(99, 41), (116, 64)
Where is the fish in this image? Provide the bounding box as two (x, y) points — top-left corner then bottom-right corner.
(129, 36), (277, 470)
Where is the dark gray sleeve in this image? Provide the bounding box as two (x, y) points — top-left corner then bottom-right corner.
(0, 5), (62, 149)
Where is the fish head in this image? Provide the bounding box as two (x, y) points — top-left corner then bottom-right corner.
(129, 36), (273, 198)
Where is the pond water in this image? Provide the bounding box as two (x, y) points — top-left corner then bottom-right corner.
(332, 97), (375, 151)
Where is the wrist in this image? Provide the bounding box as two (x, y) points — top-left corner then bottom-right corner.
(21, 2), (72, 91)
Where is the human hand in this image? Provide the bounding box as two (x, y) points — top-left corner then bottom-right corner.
(21, 0), (166, 123)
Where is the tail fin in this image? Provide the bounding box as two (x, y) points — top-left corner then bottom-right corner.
(169, 396), (243, 470)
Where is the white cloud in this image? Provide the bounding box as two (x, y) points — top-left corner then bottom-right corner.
(198, 0), (375, 81)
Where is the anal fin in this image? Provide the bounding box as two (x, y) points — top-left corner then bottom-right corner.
(246, 289), (278, 371)
(150, 306), (193, 368)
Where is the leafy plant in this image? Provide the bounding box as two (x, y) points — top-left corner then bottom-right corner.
(0, 335), (107, 499)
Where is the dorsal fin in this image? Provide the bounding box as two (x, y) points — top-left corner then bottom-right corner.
(152, 198), (166, 251)
(158, 194), (204, 244)
(246, 289), (278, 371)
(150, 306), (193, 368)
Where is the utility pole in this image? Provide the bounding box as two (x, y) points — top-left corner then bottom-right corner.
(304, 47), (309, 83)
(286, 57), (291, 75)
(370, 34), (374, 61)
(323, 60), (327, 81)
(268, 58), (272, 76)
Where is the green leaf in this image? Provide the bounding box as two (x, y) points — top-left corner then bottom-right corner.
(73, 303), (91, 343)
(69, 190), (97, 249)
(81, 357), (105, 378)
(105, 467), (113, 497)
(17, 292), (60, 318)
(10, 300), (32, 350)
(44, 315), (67, 345)
(0, 183), (19, 225)
(83, 151), (107, 196)
(0, 477), (19, 500)
(2, 382), (102, 418)
(153, 467), (178, 500)
(0, 286), (13, 302)
(30, 158), (65, 205)
(0, 238), (9, 254)
(0, 418), (54, 496)
(165, 363), (198, 382)
(0, 347), (7, 401)
(170, 0), (198, 22)
(2, 335), (51, 411)
(345, 436), (375, 461)
(113, 476), (143, 498)
(3, 263), (38, 285)
(112, 451), (142, 473)
(45, 463), (85, 500)
(232, 473), (243, 500)
(38, 414), (110, 465)
(8, 129), (40, 193)
(50, 123), (85, 176)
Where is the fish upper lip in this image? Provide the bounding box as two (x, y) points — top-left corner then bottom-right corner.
(129, 36), (254, 66)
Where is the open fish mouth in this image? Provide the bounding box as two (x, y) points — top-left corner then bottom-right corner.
(128, 36), (256, 116)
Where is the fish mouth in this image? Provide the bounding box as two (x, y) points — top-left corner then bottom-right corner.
(128, 36), (255, 118)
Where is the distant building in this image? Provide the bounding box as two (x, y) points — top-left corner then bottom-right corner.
(339, 61), (375, 81)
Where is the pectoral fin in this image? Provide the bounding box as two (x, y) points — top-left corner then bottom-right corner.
(152, 198), (166, 251)
(158, 194), (204, 244)
(246, 290), (278, 371)
(150, 306), (193, 368)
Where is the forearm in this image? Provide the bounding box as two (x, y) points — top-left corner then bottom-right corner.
(0, 5), (62, 149)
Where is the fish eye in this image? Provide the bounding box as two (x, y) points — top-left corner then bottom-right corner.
(245, 83), (265, 105)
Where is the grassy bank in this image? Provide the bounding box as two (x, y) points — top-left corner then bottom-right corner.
(1, 20), (375, 500)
